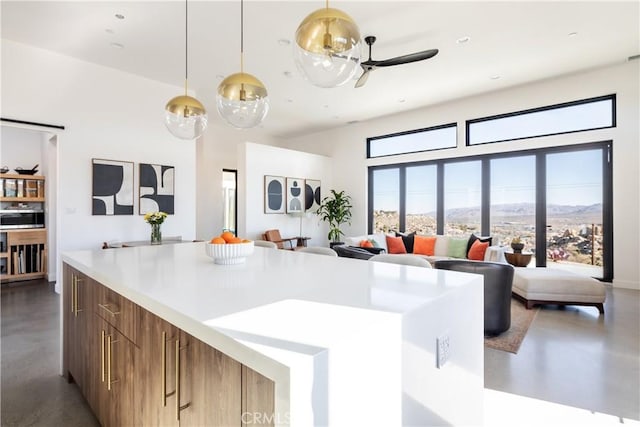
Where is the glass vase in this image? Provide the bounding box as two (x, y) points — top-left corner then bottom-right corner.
(150, 223), (162, 245)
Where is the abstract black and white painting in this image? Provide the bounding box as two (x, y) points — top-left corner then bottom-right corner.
(305, 179), (321, 213)
(139, 163), (175, 214)
(264, 175), (285, 214)
(286, 177), (304, 214)
(92, 159), (134, 215)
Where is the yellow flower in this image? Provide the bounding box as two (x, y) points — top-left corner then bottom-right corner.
(144, 211), (168, 225)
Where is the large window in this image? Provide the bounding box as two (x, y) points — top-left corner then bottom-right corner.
(490, 156), (536, 265)
(368, 142), (612, 280)
(372, 168), (400, 232)
(367, 123), (457, 158)
(405, 165), (437, 234)
(444, 161), (481, 237)
(467, 95), (615, 145)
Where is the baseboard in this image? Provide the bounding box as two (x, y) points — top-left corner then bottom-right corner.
(612, 279), (640, 291)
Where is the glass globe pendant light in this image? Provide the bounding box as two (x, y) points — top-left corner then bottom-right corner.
(216, 0), (269, 129)
(164, 0), (208, 140)
(294, 0), (362, 88)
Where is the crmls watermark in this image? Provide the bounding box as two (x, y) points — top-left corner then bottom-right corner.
(241, 411), (290, 425)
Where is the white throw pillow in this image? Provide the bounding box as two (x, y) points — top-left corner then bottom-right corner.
(434, 235), (449, 256)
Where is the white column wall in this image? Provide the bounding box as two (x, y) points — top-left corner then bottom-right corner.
(238, 142), (333, 245)
(280, 61), (640, 290)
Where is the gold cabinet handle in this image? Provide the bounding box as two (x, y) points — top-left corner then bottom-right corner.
(98, 303), (120, 316)
(70, 275), (75, 314)
(107, 334), (112, 390)
(101, 330), (105, 383)
(175, 339), (190, 421)
(106, 334), (120, 391)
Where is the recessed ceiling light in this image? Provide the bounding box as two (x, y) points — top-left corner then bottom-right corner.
(105, 28), (115, 34)
(115, 14), (125, 20)
(456, 36), (471, 44)
(277, 39), (291, 46)
(568, 32), (578, 37)
(490, 75), (501, 80)
(283, 71), (293, 78)
(110, 42), (124, 49)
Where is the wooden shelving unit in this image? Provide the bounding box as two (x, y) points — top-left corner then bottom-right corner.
(1, 173), (47, 282)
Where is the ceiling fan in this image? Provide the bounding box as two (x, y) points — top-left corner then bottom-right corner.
(355, 36), (439, 88)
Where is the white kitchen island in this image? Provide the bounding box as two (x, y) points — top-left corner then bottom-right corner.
(62, 242), (484, 426)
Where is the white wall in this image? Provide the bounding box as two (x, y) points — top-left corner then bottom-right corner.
(1, 39), (197, 281)
(195, 122), (283, 241)
(238, 142), (333, 245)
(0, 126), (44, 169)
(280, 61), (640, 290)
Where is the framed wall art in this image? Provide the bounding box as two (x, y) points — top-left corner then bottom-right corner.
(264, 175), (285, 214)
(286, 177), (304, 214)
(139, 163), (175, 214)
(92, 159), (134, 215)
(305, 179), (321, 213)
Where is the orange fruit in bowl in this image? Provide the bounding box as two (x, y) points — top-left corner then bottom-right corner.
(220, 231), (235, 242)
(241, 239), (251, 243)
(210, 237), (226, 244)
(227, 237), (242, 244)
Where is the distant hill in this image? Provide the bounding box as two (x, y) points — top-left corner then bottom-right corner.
(408, 203), (602, 221)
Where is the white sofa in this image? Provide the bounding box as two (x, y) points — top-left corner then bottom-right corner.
(344, 233), (507, 264)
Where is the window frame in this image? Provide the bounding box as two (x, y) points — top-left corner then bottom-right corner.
(465, 94), (616, 146)
(367, 122), (457, 159)
(367, 140), (613, 281)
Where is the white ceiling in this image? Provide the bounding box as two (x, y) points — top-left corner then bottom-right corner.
(2, 1), (639, 138)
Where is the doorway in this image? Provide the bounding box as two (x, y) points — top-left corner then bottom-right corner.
(222, 169), (237, 234)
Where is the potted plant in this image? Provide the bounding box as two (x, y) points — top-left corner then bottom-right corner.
(316, 189), (353, 247)
(511, 236), (525, 253)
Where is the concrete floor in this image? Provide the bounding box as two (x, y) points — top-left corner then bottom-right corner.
(1, 280), (639, 426)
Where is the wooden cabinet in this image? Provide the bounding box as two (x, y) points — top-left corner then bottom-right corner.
(1, 173), (47, 283)
(64, 263), (275, 427)
(95, 316), (136, 427)
(63, 264), (93, 395)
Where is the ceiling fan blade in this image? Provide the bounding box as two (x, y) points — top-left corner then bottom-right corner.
(355, 70), (370, 88)
(376, 49), (439, 67)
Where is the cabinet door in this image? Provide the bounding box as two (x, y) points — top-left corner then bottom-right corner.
(135, 309), (179, 426)
(242, 366), (275, 427)
(179, 330), (242, 426)
(64, 265), (91, 394)
(96, 317), (136, 427)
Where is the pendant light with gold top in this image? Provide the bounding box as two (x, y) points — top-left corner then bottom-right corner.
(294, 0), (362, 88)
(216, 0), (269, 129)
(164, 0), (207, 140)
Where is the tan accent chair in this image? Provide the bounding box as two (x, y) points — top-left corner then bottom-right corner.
(263, 229), (299, 250)
(298, 247), (338, 257)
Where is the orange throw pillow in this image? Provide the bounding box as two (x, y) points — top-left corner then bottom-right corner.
(413, 235), (437, 256)
(360, 239), (374, 248)
(385, 235), (407, 254)
(468, 239), (489, 261)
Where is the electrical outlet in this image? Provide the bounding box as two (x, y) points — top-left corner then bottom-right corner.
(437, 333), (450, 368)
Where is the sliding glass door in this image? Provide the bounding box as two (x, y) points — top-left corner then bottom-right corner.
(546, 150), (604, 277)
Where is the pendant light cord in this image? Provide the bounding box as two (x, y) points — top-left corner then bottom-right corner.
(184, 0), (188, 94)
(240, 0), (244, 73)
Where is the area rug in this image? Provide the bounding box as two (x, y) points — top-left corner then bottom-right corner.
(484, 298), (539, 354)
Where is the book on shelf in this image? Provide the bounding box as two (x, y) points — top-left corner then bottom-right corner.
(17, 180), (24, 197)
(4, 179), (17, 197)
(26, 180), (38, 198)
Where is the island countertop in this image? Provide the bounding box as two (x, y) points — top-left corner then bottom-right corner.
(62, 242), (484, 426)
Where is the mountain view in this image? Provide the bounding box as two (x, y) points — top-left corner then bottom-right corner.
(374, 202), (603, 267)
